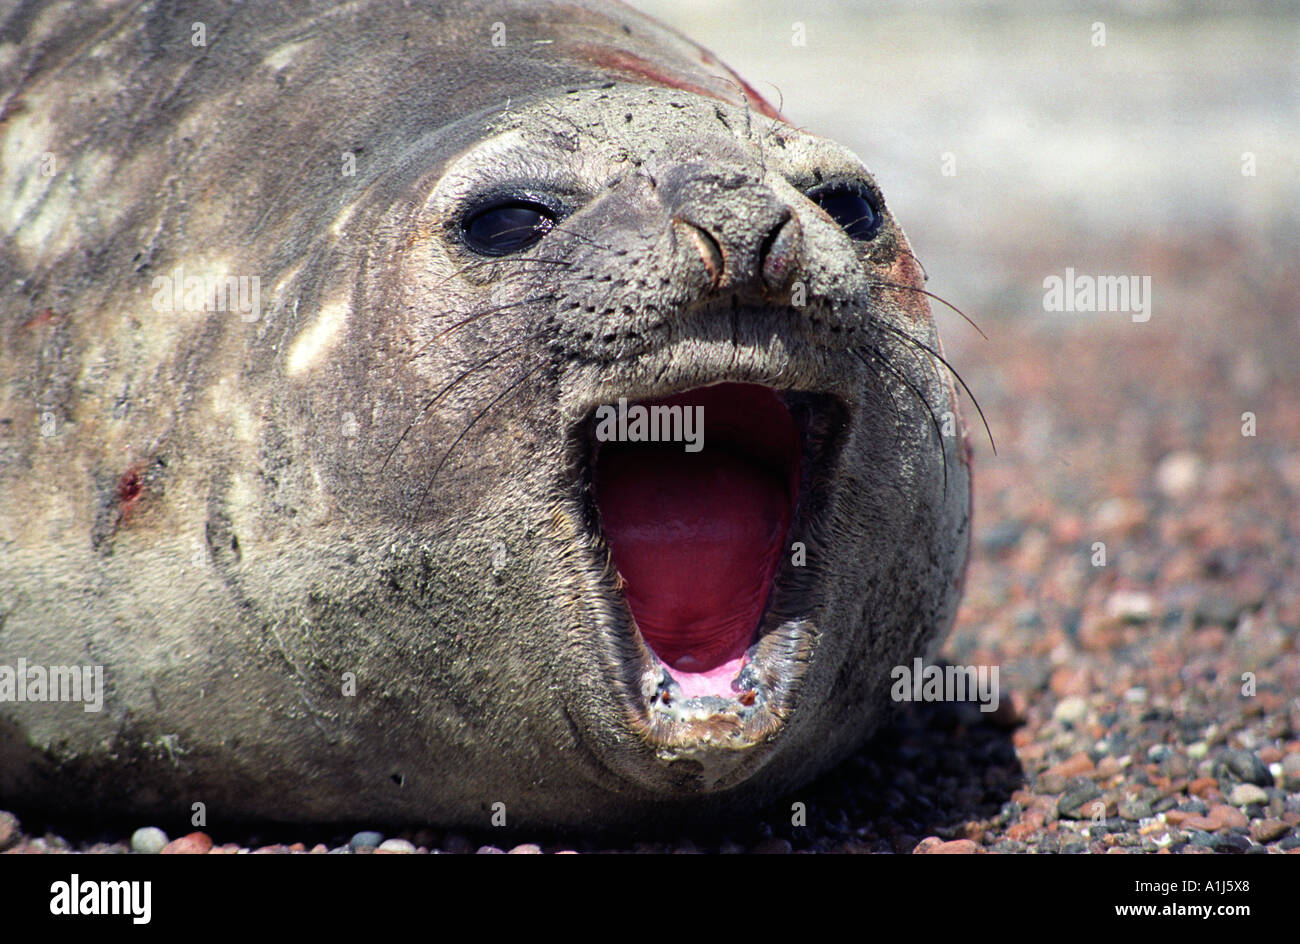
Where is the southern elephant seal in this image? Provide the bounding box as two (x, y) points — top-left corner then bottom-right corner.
(0, 0), (972, 828)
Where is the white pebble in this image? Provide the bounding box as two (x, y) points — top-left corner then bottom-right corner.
(1053, 696), (1088, 725)
(1228, 784), (1268, 807)
(1155, 451), (1203, 499)
(130, 826), (169, 854)
(1106, 591), (1154, 623)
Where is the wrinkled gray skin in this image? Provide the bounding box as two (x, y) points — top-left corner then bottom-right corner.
(0, 0), (971, 828)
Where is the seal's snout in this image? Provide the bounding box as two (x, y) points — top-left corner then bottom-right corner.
(664, 168), (802, 298)
(673, 209), (800, 296)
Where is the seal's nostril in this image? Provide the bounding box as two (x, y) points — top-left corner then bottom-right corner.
(760, 212), (801, 293)
(675, 218), (725, 287)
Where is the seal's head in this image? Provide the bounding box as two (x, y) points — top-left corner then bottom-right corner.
(318, 83), (973, 814)
(0, 0), (970, 827)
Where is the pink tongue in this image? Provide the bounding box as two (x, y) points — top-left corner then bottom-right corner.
(596, 445), (791, 676)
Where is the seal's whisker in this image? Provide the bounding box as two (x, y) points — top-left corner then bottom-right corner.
(412, 360), (547, 517)
(485, 222), (552, 240)
(552, 228), (633, 254)
(898, 248), (929, 281)
(859, 310), (949, 407)
(851, 345), (949, 499)
(713, 74), (775, 177)
(379, 328), (547, 474)
(865, 277), (987, 340)
(430, 256), (573, 292)
(408, 294), (557, 362)
(838, 211), (877, 231)
(739, 81), (763, 176)
(868, 319), (997, 455)
(852, 345), (908, 445)
(757, 80), (786, 122)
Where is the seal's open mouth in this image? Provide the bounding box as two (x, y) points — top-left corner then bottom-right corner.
(592, 384), (799, 700)
(576, 379), (847, 759)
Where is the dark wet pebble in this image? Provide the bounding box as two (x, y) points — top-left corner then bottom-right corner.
(978, 521), (1025, 552)
(1057, 779), (1103, 819)
(1194, 596), (1243, 627)
(348, 830), (384, 852)
(1188, 830), (1249, 853)
(1119, 797), (1152, 821)
(443, 833), (474, 854)
(1160, 754), (1191, 778)
(1215, 749), (1273, 787)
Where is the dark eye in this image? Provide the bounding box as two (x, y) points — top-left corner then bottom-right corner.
(462, 200), (556, 255)
(806, 182), (881, 241)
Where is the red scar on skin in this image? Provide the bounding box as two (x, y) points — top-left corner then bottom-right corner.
(21, 307), (59, 330)
(573, 45), (783, 121)
(117, 465), (144, 517)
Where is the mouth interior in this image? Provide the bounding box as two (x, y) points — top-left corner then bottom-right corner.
(593, 383), (801, 699)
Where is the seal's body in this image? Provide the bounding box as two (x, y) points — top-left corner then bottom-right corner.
(0, 0), (970, 827)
